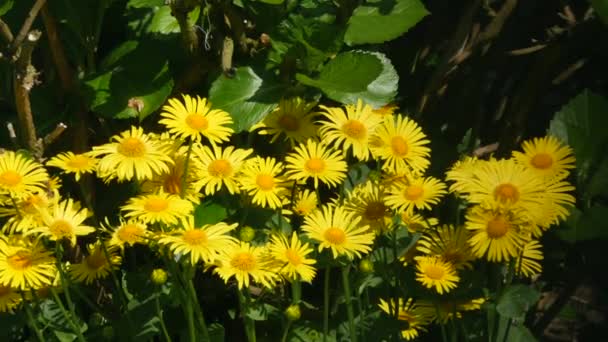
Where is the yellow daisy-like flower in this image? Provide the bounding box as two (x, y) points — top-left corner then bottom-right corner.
(0, 238), (56, 290)
(415, 256), (460, 294)
(69, 243), (122, 285)
(214, 242), (278, 289)
(0, 151), (49, 198)
(92, 126), (173, 181)
(378, 298), (430, 341)
(159, 95), (234, 144)
(122, 191), (193, 225)
(465, 206), (527, 262)
(372, 103), (398, 118)
(0, 191), (54, 233)
(512, 136), (575, 181)
(239, 157), (288, 209)
(285, 140), (347, 188)
(29, 199), (95, 246)
(344, 181), (392, 233)
(319, 99), (383, 161)
(0, 285), (22, 313)
(268, 232), (317, 283)
(158, 218), (238, 264)
(302, 205), (375, 259)
(370, 115), (431, 174)
(292, 189), (318, 216)
(104, 218), (149, 250)
(47, 151), (98, 181)
(385, 176), (447, 214)
(194, 145), (253, 195)
(515, 239), (543, 278)
(445, 156), (481, 194)
(253, 97), (319, 146)
(400, 212), (438, 234)
(418, 297), (486, 324)
(416, 225), (475, 270)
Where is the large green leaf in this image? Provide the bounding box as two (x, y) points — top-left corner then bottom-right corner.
(209, 67), (283, 132)
(194, 201), (228, 226)
(345, 0), (429, 45)
(557, 205), (608, 242)
(296, 50), (398, 107)
(0, 0), (14, 15)
(496, 285), (540, 319)
(591, 0), (608, 24)
(147, 5), (200, 34)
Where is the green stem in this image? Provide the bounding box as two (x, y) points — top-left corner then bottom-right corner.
(323, 266), (330, 342)
(341, 265), (357, 342)
(281, 320), (293, 342)
(21, 293), (44, 342)
(50, 288), (86, 342)
(238, 288), (256, 342)
(185, 297), (197, 342)
(180, 139), (194, 199)
(291, 278), (301, 304)
(437, 304), (448, 342)
(187, 277), (210, 341)
(165, 259), (196, 342)
(155, 293), (172, 342)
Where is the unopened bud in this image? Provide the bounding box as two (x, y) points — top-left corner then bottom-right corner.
(239, 226), (256, 242)
(359, 259), (374, 274)
(285, 304), (301, 321)
(151, 268), (168, 285)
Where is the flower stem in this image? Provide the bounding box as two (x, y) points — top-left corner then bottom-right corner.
(187, 277), (210, 341)
(155, 293), (172, 342)
(323, 266), (330, 342)
(281, 320), (293, 342)
(50, 288), (86, 342)
(180, 139), (194, 199)
(237, 288), (256, 342)
(341, 265), (357, 342)
(21, 293), (44, 342)
(292, 278), (301, 304)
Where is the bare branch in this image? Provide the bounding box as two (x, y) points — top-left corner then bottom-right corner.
(0, 18), (14, 44)
(508, 44), (547, 55)
(10, 0), (47, 52)
(40, 4), (74, 91)
(43, 123), (67, 147)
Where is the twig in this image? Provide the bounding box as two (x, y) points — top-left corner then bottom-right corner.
(508, 44), (547, 55)
(43, 123), (67, 146)
(40, 4), (74, 91)
(6, 123), (19, 147)
(9, 0), (47, 53)
(474, 0), (518, 45)
(170, 0), (199, 54)
(0, 18), (14, 45)
(552, 59), (586, 85)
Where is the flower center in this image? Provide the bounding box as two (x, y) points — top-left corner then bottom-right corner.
(0, 170), (22, 188)
(324, 227), (346, 245)
(342, 120), (367, 140)
(186, 114), (209, 131)
(404, 185), (424, 201)
(391, 136), (409, 157)
(486, 215), (510, 238)
(117, 224), (144, 243)
(163, 173), (182, 195)
(66, 155), (92, 169)
(256, 174), (275, 191)
(285, 248), (302, 266)
(144, 197), (169, 212)
(494, 183), (520, 203)
(86, 252), (107, 270)
(305, 158), (326, 173)
(182, 229), (208, 246)
(208, 159), (233, 177)
(231, 252), (256, 272)
(0, 286), (10, 296)
(364, 201), (387, 221)
(117, 137), (146, 157)
(49, 219), (74, 238)
(7, 251), (32, 270)
(530, 153), (553, 169)
(424, 264), (445, 280)
(278, 114), (300, 132)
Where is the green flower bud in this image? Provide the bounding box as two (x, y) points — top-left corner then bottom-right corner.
(285, 304), (301, 321)
(151, 268), (168, 285)
(239, 226), (256, 242)
(359, 259), (374, 274)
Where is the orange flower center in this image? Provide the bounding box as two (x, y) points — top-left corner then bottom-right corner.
(49, 219), (74, 238)
(256, 174), (275, 191)
(324, 227), (346, 245)
(117, 137), (146, 157)
(278, 114), (300, 132)
(342, 120), (367, 140)
(66, 155), (92, 169)
(231, 252), (256, 272)
(0, 286), (11, 296)
(7, 251), (32, 270)
(186, 114), (209, 131)
(424, 264), (445, 280)
(182, 229), (208, 246)
(117, 224), (144, 244)
(85, 252), (107, 270)
(390, 136), (409, 157)
(494, 183), (520, 203)
(144, 198), (169, 212)
(305, 158), (326, 173)
(486, 215), (510, 238)
(0, 170), (22, 188)
(364, 201), (387, 221)
(285, 248), (302, 266)
(403, 185), (424, 201)
(530, 153), (553, 169)
(208, 159), (233, 177)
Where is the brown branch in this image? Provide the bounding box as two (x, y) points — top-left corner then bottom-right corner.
(0, 18), (14, 45)
(171, 0), (199, 54)
(10, 0), (47, 53)
(40, 4), (74, 91)
(43, 123), (67, 146)
(508, 44), (547, 55)
(552, 59), (586, 85)
(474, 0), (518, 45)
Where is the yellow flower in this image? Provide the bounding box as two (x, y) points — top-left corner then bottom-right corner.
(47, 151), (98, 181)
(445, 156), (481, 193)
(344, 181), (392, 234)
(512, 136), (575, 181)
(0, 191), (54, 233)
(378, 298), (430, 340)
(319, 99), (383, 161)
(302, 205), (375, 259)
(158, 217), (238, 264)
(370, 115), (430, 174)
(0, 237), (56, 290)
(253, 97), (319, 146)
(418, 297), (486, 324)
(0, 285), (22, 313)
(415, 256), (459, 294)
(399, 212), (438, 234)
(159, 95), (233, 144)
(69, 242), (122, 285)
(239, 157), (288, 209)
(29, 198), (94, 246)
(0, 151), (49, 198)
(285, 140), (347, 188)
(372, 103), (398, 118)
(465, 206), (527, 262)
(104, 218), (149, 249)
(122, 191), (193, 225)
(416, 225), (475, 270)
(214, 242), (278, 289)
(515, 240), (543, 278)
(385, 175), (446, 214)
(268, 232), (317, 283)
(151, 268), (168, 285)
(293, 189), (318, 216)
(194, 145), (253, 195)
(92, 126), (173, 181)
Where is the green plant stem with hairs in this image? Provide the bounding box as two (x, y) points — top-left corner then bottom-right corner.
(323, 266), (331, 342)
(238, 288), (256, 342)
(50, 288), (86, 342)
(155, 292), (172, 342)
(342, 265), (357, 342)
(21, 293), (45, 342)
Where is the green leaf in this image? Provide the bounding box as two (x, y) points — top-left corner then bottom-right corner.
(296, 50), (398, 107)
(258, 0), (285, 4)
(209, 323), (225, 342)
(345, 0), (429, 45)
(496, 285), (540, 319)
(591, 0), (608, 24)
(194, 201), (228, 226)
(0, 0), (14, 16)
(557, 205), (608, 242)
(127, 0), (164, 8)
(209, 67), (283, 132)
(147, 5), (200, 34)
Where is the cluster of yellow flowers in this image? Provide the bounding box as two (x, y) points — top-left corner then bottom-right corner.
(0, 94), (575, 339)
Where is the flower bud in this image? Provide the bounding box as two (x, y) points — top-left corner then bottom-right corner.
(239, 226), (256, 242)
(359, 259), (374, 274)
(151, 268), (168, 285)
(285, 304), (301, 321)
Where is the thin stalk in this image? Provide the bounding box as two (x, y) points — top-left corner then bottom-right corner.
(292, 278), (301, 304)
(323, 266), (330, 342)
(437, 304), (448, 342)
(500, 260), (517, 342)
(9, 194), (22, 218)
(238, 288), (256, 342)
(341, 265), (357, 342)
(185, 297), (197, 342)
(180, 139), (194, 199)
(50, 288), (86, 342)
(281, 320), (293, 342)
(155, 293), (172, 342)
(21, 293), (44, 342)
(165, 258), (196, 341)
(187, 277), (210, 341)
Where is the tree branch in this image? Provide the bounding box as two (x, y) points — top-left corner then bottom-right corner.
(0, 18), (14, 45)
(10, 0), (47, 53)
(40, 4), (74, 91)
